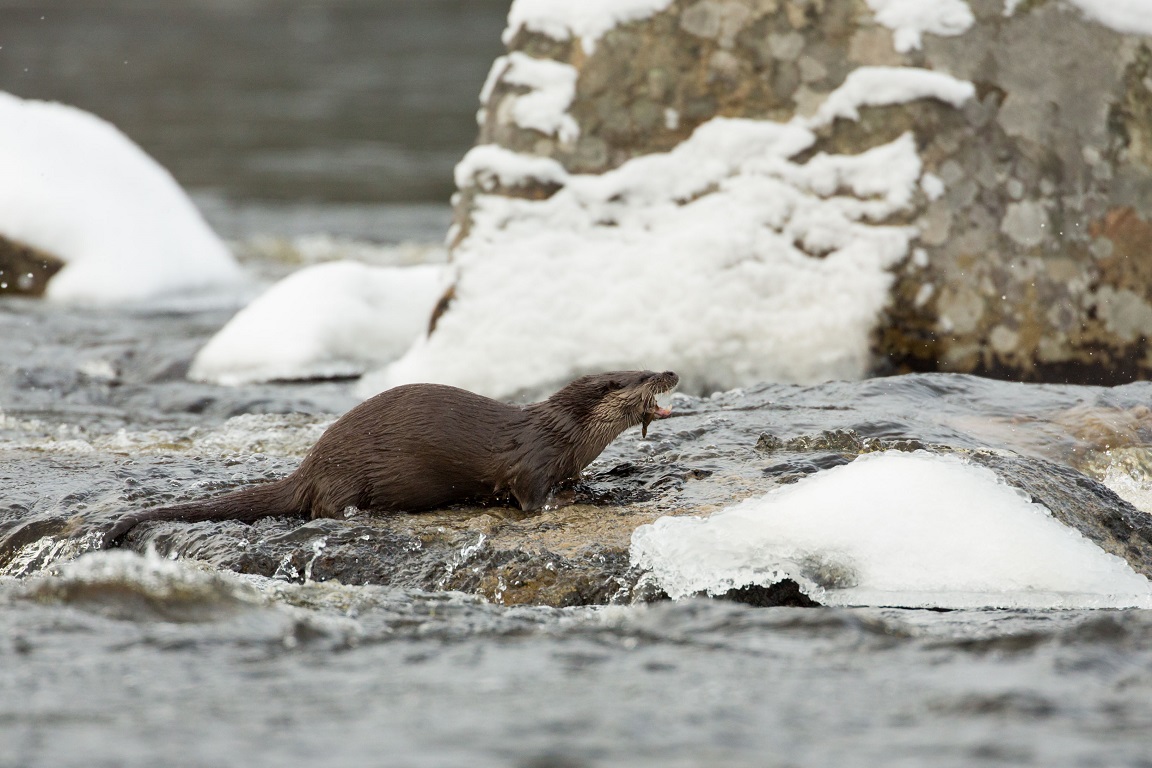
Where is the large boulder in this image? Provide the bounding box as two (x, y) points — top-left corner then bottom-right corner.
(372, 0), (1152, 397)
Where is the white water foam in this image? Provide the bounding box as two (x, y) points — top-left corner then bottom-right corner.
(1102, 461), (1152, 517)
(630, 451), (1152, 609)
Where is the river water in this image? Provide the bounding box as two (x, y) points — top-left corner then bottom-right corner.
(4, 2), (1152, 766)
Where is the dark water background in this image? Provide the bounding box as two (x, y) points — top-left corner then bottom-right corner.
(1, 0), (509, 243)
(0, 0), (509, 204)
(3, 2), (1152, 766)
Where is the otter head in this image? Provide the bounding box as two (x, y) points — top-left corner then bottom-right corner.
(548, 370), (680, 440)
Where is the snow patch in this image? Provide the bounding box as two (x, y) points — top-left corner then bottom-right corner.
(498, 52), (580, 143)
(190, 262), (451, 386)
(504, 0), (676, 54)
(364, 124), (919, 398)
(455, 145), (570, 193)
(631, 451), (1152, 610)
(865, 0), (975, 52)
(920, 172), (946, 200)
(812, 66), (976, 127)
(0, 91), (242, 304)
(1064, 0), (1152, 38)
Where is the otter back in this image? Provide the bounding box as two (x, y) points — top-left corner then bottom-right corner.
(291, 383), (526, 517)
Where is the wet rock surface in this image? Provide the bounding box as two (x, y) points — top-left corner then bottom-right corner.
(460, 0), (1152, 384)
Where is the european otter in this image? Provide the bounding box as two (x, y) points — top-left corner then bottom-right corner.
(104, 370), (679, 547)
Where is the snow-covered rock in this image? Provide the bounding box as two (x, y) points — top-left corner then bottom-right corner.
(631, 450), (1152, 610)
(0, 91), (241, 304)
(378, 0), (1152, 396)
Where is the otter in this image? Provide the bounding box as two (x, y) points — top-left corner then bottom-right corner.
(104, 370), (678, 547)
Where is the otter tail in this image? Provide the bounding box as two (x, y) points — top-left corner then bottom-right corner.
(103, 477), (303, 549)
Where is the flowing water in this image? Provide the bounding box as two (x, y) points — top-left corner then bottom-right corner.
(4, 2), (1152, 766)
(6, 565), (1152, 768)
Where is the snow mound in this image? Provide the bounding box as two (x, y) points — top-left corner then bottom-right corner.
(190, 262), (451, 386)
(363, 67), (974, 399)
(0, 91), (241, 304)
(630, 451), (1152, 610)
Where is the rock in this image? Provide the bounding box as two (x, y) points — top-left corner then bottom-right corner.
(444, 0), (1152, 387)
(0, 235), (64, 297)
(85, 374), (1152, 607)
(0, 92), (240, 304)
(108, 500), (666, 609)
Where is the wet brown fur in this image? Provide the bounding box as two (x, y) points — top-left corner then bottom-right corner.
(104, 370), (678, 547)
